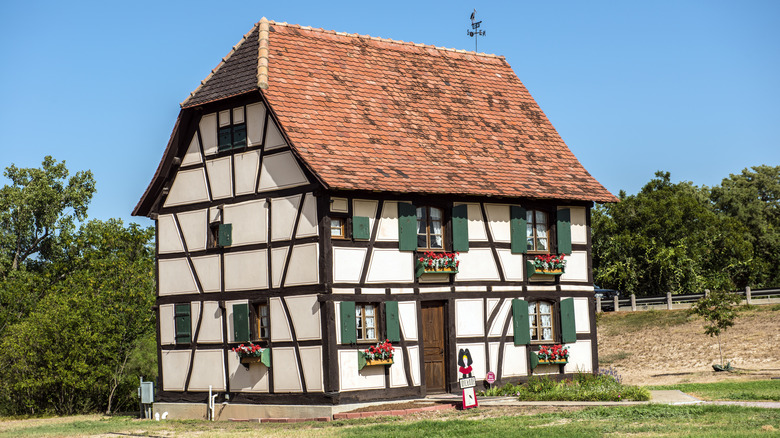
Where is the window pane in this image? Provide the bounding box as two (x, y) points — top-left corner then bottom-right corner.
(431, 234), (443, 248)
(526, 223), (533, 238)
(367, 328), (376, 340)
(260, 306), (268, 317)
(538, 238), (548, 251)
(542, 327), (552, 340)
(536, 222), (547, 237)
(530, 328), (536, 339)
(535, 210), (546, 223)
(416, 207), (425, 220)
(526, 210), (533, 223)
(365, 317), (375, 328)
(539, 302), (551, 314)
(430, 207), (442, 220)
(431, 219), (442, 235)
(541, 314), (552, 327)
(528, 302), (536, 314)
(417, 218), (427, 234)
(365, 306), (374, 317)
(418, 234), (428, 248)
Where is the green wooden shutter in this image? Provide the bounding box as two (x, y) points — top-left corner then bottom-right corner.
(526, 260), (537, 280)
(232, 124), (247, 148)
(397, 202), (417, 251)
(560, 298), (576, 343)
(260, 347), (272, 368)
(451, 204), (469, 252)
(385, 301), (401, 343)
(174, 303), (191, 344)
(510, 206), (527, 254)
(512, 299), (530, 346)
(352, 216), (370, 240)
(557, 208), (572, 255)
(218, 126), (232, 151)
(339, 301), (357, 344)
(530, 351), (539, 370)
(218, 223), (232, 247)
(233, 303), (250, 343)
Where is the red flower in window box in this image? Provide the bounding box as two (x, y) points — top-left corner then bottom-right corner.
(537, 344), (569, 364)
(532, 254), (566, 273)
(416, 251), (459, 276)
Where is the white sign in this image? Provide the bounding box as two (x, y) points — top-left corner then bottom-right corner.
(459, 377), (476, 388)
(462, 387), (478, 409)
(486, 371), (496, 384)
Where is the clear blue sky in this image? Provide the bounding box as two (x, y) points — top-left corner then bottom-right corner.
(1, 1), (778, 227)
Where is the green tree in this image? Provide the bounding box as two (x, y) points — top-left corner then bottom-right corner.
(711, 165), (780, 287)
(0, 219), (155, 415)
(593, 171), (753, 296)
(0, 156), (95, 275)
(689, 290), (742, 367)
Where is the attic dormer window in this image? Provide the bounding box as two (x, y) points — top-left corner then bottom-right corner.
(218, 108), (247, 152)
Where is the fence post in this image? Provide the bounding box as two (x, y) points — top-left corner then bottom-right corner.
(666, 292), (673, 310)
(613, 295), (620, 312)
(746, 286), (752, 305)
(631, 293), (637, 311)
(596, 295), (602, 313)
(705, 289), (710, 297)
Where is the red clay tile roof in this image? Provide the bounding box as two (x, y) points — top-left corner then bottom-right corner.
(181, 19), (616, 204)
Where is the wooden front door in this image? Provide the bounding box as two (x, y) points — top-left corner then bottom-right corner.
(422, 302), (446, 393)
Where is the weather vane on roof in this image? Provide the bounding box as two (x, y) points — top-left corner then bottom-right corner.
(466, 9), (486, 52)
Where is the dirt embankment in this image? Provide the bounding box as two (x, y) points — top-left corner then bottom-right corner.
(597, 306), (780, 386)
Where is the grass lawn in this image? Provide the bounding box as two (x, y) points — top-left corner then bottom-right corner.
(2, 405), (779, 437)
(649, 379), (780, 401)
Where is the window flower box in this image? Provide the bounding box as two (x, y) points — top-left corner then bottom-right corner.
(526, 254), (566, 278)
(232, 343), (271, 368)
(416, 251), (459, 277)
(358, 340), (395, 370)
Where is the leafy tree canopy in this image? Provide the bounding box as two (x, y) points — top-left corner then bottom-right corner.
(593, 171), (755, 296)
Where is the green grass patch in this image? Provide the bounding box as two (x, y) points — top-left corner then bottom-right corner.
(598, 309), (695, 335)
(9, 405), (780, 437)
(479, 372), (650, 402)
(649, 379), (780, 401)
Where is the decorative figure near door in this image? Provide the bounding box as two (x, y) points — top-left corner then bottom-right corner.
(458, 348), (474, 378)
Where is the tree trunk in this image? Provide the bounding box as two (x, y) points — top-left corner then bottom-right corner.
(106, 353), (130, 415)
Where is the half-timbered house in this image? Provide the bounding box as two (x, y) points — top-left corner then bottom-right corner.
(133, 18), (617, 417)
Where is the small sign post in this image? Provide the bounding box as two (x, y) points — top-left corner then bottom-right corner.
(458, 348), (478, 409)
(485, 371), (496, 388)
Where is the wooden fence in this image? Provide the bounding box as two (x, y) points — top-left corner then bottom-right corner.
(596, 287), (780, 313)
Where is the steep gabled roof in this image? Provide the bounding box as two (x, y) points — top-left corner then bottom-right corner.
(136, 19), (615, 216)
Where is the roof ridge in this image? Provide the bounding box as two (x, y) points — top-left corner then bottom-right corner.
(180, 22), (260, 108)
(267, 19), (504, 59)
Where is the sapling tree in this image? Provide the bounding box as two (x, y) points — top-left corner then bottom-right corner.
(689, 290), (742, 368)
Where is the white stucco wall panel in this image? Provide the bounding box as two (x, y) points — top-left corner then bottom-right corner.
(389, 348), (408, 388)
(271, 195), (301, 242)
(177, 209), (208, 252)
(376, 201), (400, 241)
(284, 295), (321, 341)
(258, 152), (307, 191)
(158, 258), (197, 295)
(199, 113), (218, 156)
(272, 347), (303, 392)
(398, 301), (418, 341)
(264, 119), (287, 151)
(502, 344), (528, 377)
(296, 193), (318, 238)
(181, 134), (202, 166)
(366, 249), (413, 284)
(224, 250), (268, 291)
(228, 351), (269, 393)
(224, 200), (267, 246)
(484, 204), (511, 242)
(564, 340), (593, 373)
(496, 249), (525, 281)
(456, 343), (486, 380)
(333, 247), (367, 283)
(246, 102), (266, 147)
(454, 248), (500, 281)
(158, 214), (184, 254)
(234, 150), (261, 196)
(489, 299), (513, 337)
(270, 297), (293, 342)
(271, 247), (288, 289)
(299, 346), (324, 392)
(560, 251), (588, 282)
(205, 157), (233, 200)
(196, 301), (223, 343)
(161, 350), (191, 391)
(456, 299), (484, 337)
(285, 243), (319, 287)
(159, 304), (175, 345)
(191, 255), (220, 293)
(164, 168), (209, 207)
(188, 350), (226, 391)
(339, 350), (385, 391)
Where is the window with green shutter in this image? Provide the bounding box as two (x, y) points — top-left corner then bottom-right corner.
(385, 301), (400, 343)
(397, 202), (417, 251)
(512, 298), (530, 345)
(174, 303), (191, 344)
(233, 303), (250, 343)
(557, 209), (572, 255)
(339, 301), (357, 344)
(352, 216), (370, 240)
(451, 204), (469, 252)
(510, 206), (527, 254)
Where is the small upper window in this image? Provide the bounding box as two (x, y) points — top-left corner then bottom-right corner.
(528, 300), (554, 342)
(526, 210), (549, 252)
(417, 206), (443, 250)
(217, 109), (247, 152)
(356, 304), (378, 342)
(330, 218), (345, 239)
